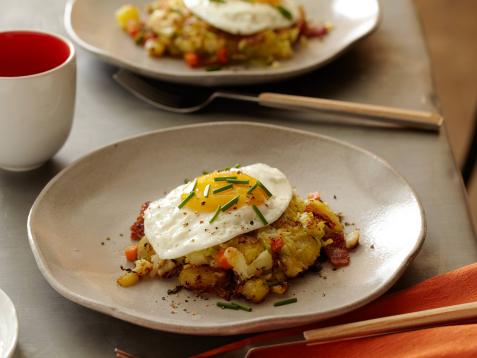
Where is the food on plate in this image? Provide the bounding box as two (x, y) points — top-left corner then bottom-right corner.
(117, 163), (359, 303)
(115, 0), (331, 68)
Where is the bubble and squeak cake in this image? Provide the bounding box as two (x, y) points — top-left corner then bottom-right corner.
(117, 164), (359, 304)
(115, 0), (331, 68)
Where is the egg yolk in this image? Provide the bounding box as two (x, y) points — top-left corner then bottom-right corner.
(181, 171), (269, 213)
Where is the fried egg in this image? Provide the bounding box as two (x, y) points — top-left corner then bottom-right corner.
(183, 0), (301, 35)
(144, 163), (292, 259)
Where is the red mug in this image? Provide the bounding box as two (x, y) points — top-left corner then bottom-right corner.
(0, 30), (76, 171)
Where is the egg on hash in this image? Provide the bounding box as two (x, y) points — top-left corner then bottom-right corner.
(117, 163), (359, 303)
(115, 0), (331, 68)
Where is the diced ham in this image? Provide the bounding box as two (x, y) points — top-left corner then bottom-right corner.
(324, 232), (350, 267)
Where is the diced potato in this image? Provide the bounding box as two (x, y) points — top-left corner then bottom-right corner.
(345, 230), (360, 249)
(271, 282), (288, 295)
(223, 247), (249, 280)
(238, 278), (270, 303)
(133, 259), (153, 277)
(235, 236), (265, 264)
(137, 236), (155, 260)
(178, 265), (228, 290)
(247, 251), (273, 277)
(157, 259), (176, 277)
(116, 5), (141, 30)
(305, 199), (343, 232)
(279, 230), (321, 278)
(117, 271), (139, 287)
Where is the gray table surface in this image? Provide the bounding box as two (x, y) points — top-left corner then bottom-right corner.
(2, 0), (476, 357)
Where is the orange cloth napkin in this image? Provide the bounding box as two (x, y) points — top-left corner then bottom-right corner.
(197, 263), (477, 357)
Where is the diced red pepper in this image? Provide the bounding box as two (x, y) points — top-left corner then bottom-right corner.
(271, 237), (284, 252)
(184, 52), (200, 68)
(126, 21), (141, 38)
(216, 249), (232, 269)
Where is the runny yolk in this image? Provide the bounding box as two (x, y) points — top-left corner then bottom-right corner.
(181, 171), (268, 213)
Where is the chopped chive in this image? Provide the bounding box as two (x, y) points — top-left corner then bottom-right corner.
(226, 179), (249, 185)
(217, 301), (239, 310)
(258, 181), (273, 197)
(189, 178), (198, 193)
(214, 176), (237, 182)
(202, 170), (209, 175)
(276, 6), (292, 20)
(252, 205), (268, 225)
(203, 184), (211, 198)
(234, 164), (241, 168)
(209, 205), (221, 224)
(247, 182), (259, 194)
(178, 192), (195, 209)
(273, 298), (297, 307)
(221, 195), (240, 212)
(184, 178), (190, 184)
(230, 301), (252, 312)
(213, 183), (233, 194)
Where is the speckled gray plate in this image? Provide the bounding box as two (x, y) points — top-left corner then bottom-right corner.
(28, 122), (425, 335)
(65, 0), (380, 86)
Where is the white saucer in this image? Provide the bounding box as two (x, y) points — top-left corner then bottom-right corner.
(0, 289), (18, 358)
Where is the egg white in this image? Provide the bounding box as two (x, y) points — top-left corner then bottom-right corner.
(183, 0), (301, 35)
(144, 163), (292, 259)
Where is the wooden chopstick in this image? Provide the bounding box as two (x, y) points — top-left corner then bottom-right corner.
(303, 301), (477, 344)
(258, 92), (443, 131)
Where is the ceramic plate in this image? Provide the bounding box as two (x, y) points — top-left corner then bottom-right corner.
(28, 122), (425, 335)
(0, 289), (18, 358)
(65, 0), (380, 86)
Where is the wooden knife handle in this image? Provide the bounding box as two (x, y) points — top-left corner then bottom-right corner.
(258, 92), (443, 131)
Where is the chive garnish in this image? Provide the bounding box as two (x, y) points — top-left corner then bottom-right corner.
(178, 192), (195, 209)
(209, 205), (221, 223)
(252, 205), (268, 225)
(273, 298), (298, 307)
(221, 195), (240, 212)
(203, 184), (211, 198)
(216, 301), (252, 311)
(276, 6), (292, 20)
(230, 301), (252, 312)
(217, 301), (239, 310)
(226, 179), (249, 185)
(213, 183), (233, 194)
(234, 164), (241, 168)
(258, 181), (273, 197)
(247, 182), (259, 194)
(214, 176), (237, 182)
(189, 178), (198, 193)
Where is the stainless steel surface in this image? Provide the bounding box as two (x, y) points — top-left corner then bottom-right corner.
(0, 0), (476, 357)
(114, 69), (442, 131)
